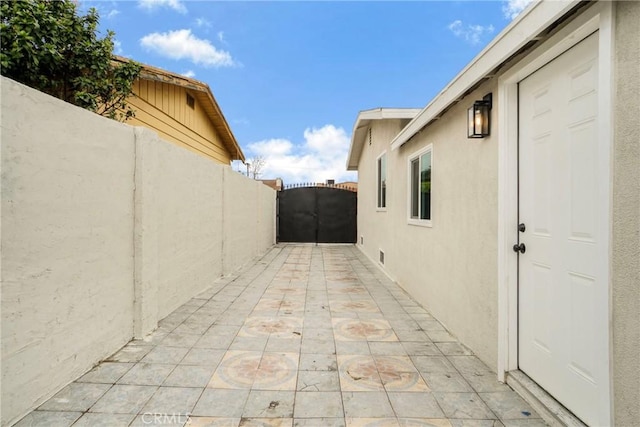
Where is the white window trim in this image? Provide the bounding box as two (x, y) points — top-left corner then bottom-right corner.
(376, 151), (387, 211)
(407, 144), (433, 227)
(496, 3), (613, 424)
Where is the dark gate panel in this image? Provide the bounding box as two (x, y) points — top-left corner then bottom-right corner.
(316, 187), (357, 243)
(278, 188), (317, 243)
(277, 186), (357, 243)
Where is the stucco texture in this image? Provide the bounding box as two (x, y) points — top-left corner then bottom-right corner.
(154, 135), (225, 319)
(357, 82), (500, 371)
(1, 78), (136, 426)
(0, 77), (276, 426)
(612, 1), (640, 424)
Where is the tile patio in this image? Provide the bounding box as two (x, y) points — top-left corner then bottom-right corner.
(15, 244), (546, 427)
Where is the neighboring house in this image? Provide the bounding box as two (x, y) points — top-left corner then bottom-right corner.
(259, 178), (284, 191)
(347, 2), (638, 426)
(314, 180), (359, 192)
(116, 57), (245, 165)
(336, 181), (358, 192)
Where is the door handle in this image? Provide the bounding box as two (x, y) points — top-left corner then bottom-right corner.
(513, 243), (526, 254)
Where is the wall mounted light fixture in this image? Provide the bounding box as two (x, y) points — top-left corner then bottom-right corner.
(467, 93), (492, 138)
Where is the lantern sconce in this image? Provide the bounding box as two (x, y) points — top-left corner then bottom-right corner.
(467, 93), (492, 138)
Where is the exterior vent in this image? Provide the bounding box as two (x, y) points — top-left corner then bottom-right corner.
(379, 250), (385, 265)
(186, 93), (195, 109)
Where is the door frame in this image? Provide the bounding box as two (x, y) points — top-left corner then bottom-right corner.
(496, 1), (614, 423)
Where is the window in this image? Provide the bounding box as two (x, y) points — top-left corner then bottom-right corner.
(186, 93), (195, 109)
(409, 145), (432, 224)
(377, 152), (387, 209)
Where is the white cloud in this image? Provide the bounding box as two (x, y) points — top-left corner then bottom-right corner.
(195, 17), (212, 28)
(448, 20), (495, 45)
(217, 31), (226, 44)
(138, 0), (187, 14)
(502, 0), (536, 20)
(113, 40), (123, 55)
(140, 29), (235, 68)
(106, 9), (120, 19)
(181, 70), (196, 78)
(242, 125), (357, 184)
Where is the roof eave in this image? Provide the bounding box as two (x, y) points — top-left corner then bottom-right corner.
(346, 108), (422, 170)
(115, 56), (246, 162)
(193, 87), (246, 162)
(390, 0), (583, 151)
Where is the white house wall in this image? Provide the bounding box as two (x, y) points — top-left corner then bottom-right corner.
(357, 85), (500, 370)
(356, 2), (639, 424)
(612, 1), (640, 425)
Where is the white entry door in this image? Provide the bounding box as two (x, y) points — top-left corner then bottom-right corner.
(518, 32), (610, 426)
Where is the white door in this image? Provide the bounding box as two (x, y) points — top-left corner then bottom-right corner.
(518, 33), (610, 426)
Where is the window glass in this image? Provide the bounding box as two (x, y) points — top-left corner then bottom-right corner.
(409, 146), (432, 223)
(377, 154), (387, 208)
(420, 151), (431, 220)
(411, 158), (419, 218)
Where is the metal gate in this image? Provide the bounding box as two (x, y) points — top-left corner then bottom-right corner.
(277, 184), (357, 243)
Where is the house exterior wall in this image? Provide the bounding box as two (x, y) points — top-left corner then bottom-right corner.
(127, 79), (232, 164)
(0, 77), (275, 426)
(612, 1), (640, 424)
(356, 1), (639, 422)
(357, 83), (500, 370)
(356, 119), (407, 262)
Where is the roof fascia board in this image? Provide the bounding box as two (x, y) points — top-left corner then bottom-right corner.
(360, 108), (423, 121)
(116, 56), (246, 162)
(389, 0), (581, 151)
(199, 89), (246, 162)
(347, 108), (422, 170)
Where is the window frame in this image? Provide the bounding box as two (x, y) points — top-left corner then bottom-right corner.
(376, 151), (387, 211)
(407, 144), (433, 227)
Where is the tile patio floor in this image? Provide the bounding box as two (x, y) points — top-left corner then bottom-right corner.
(16, 244), (546, 427)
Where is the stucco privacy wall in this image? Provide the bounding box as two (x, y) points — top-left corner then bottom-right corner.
(1, 78), (136, 426)
(153, 135), (224, 319)
(612, 1), (640, 425)
(222, 168), (275, 275)
(357, 82), (500, 370)
(0, 77), (276, 426)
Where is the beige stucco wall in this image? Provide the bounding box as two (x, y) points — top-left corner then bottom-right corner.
(0, 77), (275, 426)
(154, 136), (225, 319)
(357, 82), (500, 370)
(222, 168), (276, 276)
(1, 78), (136, 426)
(612, 1), (640, 424)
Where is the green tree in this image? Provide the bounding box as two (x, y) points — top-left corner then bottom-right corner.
(0, 0), (141, 121)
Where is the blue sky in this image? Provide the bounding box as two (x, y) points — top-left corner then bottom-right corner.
(82, 0), (533, 184)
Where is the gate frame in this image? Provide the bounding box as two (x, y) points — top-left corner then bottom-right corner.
(276, 184), (357, 244)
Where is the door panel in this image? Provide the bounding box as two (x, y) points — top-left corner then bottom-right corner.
(518, 33), (608, 426)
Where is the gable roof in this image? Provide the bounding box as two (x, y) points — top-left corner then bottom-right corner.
(115, 56), (245, 162)
(346, 108), (422, 171)
(388, 0), (586, 151)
